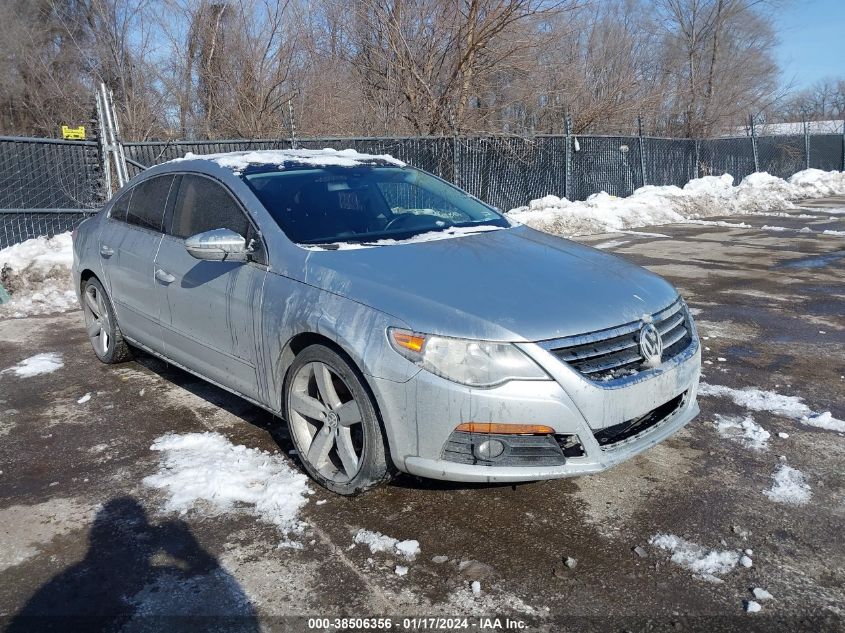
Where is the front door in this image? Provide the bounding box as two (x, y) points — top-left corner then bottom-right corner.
(155, 174), (267, 401)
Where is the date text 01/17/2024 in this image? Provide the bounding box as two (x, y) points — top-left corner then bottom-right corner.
(306, 617), (529, 630)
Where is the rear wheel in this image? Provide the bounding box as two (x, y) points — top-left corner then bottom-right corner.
(81, 277), (132, 364)
(284, 345), (391, 495)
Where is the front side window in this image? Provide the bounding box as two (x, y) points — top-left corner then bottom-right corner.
(170, 175), (249, 239)
(126, 175), (174, 232)
(242, 166), (508, 244)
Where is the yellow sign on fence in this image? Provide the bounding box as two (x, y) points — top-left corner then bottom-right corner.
(61, 125), (86, 140)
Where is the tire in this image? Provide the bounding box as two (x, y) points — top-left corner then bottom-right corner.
(80, 277), (132, 364)
(283, 344), (392, 495)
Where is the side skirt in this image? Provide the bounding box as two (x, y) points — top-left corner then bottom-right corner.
(123, 335), (282, 418)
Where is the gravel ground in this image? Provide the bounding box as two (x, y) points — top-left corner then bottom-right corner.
(1, 198), (843, 633)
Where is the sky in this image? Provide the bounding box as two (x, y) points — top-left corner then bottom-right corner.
(774, 0), (845, 90)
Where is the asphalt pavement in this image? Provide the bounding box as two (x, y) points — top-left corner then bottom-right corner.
(1, 198), (843, 632)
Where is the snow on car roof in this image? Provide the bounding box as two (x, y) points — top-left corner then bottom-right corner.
(170, 148), (406, 173)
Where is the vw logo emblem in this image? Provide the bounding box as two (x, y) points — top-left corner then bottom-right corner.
(639, 323), (663, 366)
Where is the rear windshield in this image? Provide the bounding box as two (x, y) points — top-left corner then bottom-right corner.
(241, 166), (508, 245)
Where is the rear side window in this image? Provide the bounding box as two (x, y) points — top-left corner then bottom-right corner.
(170, 175), (249, 239)
(126, 175), (174, 232)
(109, 188), (133, 222)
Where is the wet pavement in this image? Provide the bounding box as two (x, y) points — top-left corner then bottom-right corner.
(1, 198), (844, 632)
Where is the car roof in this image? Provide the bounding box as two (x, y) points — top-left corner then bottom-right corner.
(163, 148), (406, 174)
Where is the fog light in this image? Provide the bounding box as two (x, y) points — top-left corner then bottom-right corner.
(473, 439), (505, 460)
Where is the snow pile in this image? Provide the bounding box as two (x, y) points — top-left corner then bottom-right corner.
(649, 533), (741, 582)
(764, 465), (812, 505)
(175, 148), (405, 173)
(143, 432), (311, 540)
(508, 169), (845, 237)
(699, 383), (844, 432)
(0, 233), (76, 318)
(2, 352), (64, 377)
(353, 528), (420, 561)
(713, 414), (770, 450)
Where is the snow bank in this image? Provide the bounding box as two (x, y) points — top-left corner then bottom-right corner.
(764, 464), (811, 505)
(0, 233), (76, 318)
(713, 414), (770, 451)
(174, 148), (405, 173)
(2, 352), (64, 377)
(508, 169), (845, 237)
(699, 383), (844, 432)
(143, 432), (311, 541)
(353, 528), (420, 561)
(649, 533), (741, 582)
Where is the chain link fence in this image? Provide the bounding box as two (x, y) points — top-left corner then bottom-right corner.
(2, 129), (844, 248)
(0, 136), (101, 248)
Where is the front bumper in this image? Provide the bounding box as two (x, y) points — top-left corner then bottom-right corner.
(371, 331), (701, 483)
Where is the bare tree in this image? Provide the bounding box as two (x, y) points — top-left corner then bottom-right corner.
(350, 0), (577, 135)
(655, 0), (780, 135)
(777, 78), (845, 122)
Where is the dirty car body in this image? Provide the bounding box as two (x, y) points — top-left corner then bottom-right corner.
(72, 149), (700, 492)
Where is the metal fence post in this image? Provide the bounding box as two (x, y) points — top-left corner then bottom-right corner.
(452, 136), (460, 186)
(287, 98), (298, 149)
(804, 119), (811, 170)
(842, 117), (845, 171)
(637, 116), (647, 187)
(564, 114), (573, 199)
(694, 139), (701, 179)
(749, 114), (760, 173)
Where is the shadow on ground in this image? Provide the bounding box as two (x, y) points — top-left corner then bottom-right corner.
(6, 497), (259, 633)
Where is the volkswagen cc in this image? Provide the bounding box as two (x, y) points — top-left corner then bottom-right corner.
(72, 149), (701, 494)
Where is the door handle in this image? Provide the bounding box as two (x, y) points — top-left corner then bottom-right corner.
(155, 268), (176, 284)
(100, 245), (114, 257)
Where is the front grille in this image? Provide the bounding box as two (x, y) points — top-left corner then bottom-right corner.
(594, 392), (686, 448)
(546, 297), (693, 382)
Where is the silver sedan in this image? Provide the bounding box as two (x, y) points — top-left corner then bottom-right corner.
(72, 149), (701, 495)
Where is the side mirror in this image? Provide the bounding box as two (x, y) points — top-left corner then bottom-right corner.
(185, 228), (250, 262)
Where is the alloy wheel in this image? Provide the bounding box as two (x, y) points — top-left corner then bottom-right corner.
(83, 283), (112, 356)
(288, 361), (364, 483)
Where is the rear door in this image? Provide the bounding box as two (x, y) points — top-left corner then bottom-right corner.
(98, 175), (175, 348)
(155, 174), (267, 401)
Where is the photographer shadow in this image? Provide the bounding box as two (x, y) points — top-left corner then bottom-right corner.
(8, 497), (259, 633)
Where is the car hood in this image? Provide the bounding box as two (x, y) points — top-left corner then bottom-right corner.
(297, 224), (679, 342)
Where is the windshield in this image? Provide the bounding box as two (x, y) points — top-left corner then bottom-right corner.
(241, 166), (509, 245)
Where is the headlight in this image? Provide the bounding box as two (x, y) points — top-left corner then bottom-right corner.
(388, 328), (550, 388)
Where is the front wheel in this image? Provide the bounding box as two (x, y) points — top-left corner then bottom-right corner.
(81, 277), (132, 364)
(284, 345), (392, 495)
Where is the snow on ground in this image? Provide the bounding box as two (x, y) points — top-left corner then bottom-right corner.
(353, 529), (421, 561)
(764, 464), (812, 505)
(745, 600), (762, 613)
(143, 432), (311, 542)
(508, 169), (845, 237)
(712, 414), (770, 450)
(699, 383), (845, 432)
(0, 233), (76, 318)
(445, 585), (546, 618)
(649, 533), (741, 583)
(2, 352), (64, 377)
(594, 239), (630, 250)
(753, 587), (774, 600)
(174, 148), (405, 173)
